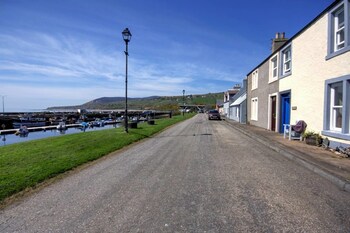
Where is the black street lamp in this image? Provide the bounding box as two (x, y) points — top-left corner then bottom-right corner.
(182, 90), (185, 116)
(1, 95), (5, 115)
(122, 28), (132, 133)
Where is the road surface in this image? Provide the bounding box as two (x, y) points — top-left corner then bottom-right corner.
(1, 114), (350, 232)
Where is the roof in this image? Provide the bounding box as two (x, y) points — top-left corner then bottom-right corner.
(230, 93), (247, 106)
(246, 0), (341, 76)
(229, 84), (247, 104)
(225, 89), (240, 95)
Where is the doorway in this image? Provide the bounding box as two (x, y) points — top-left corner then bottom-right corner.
(270, 96), (277, 131)
(280, 92), (291, 133)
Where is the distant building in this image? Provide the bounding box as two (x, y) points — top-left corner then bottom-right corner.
(77, 109), (87, 114)
(229, 79), (247, 124)
(216, 99), (224, 114)
(223, 84), (240, 117)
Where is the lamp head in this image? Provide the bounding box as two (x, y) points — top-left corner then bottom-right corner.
(122, 28), (132, 43)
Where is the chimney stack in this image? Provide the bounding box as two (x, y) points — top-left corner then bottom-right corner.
(272, 32), (288, 53)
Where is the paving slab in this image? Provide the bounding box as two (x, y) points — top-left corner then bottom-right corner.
(224, 118), (350, 192)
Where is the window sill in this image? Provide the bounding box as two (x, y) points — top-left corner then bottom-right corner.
(322, 130), (350, 140)
(326, 46), (350, 60)
(268, 78), (278, 84)
(279, 72), (291, 79)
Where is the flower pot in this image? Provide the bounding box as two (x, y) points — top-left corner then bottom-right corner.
(305, 137), (317, 146)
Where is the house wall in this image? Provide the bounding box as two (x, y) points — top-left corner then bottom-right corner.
(224, 89), (240, 118)
(247, 74), (252, 123)
(229, 97), (247, 123)
(279, 11), (350, 145)
(223, 102), (230, 116)
(229, 106), (239, 121)
(247, 58), (279, 129)
(241, 100), (247, 124)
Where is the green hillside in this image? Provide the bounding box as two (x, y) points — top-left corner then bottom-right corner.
(48, 93), (223, 111)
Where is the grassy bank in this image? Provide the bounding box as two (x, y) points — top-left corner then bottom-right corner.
(0, 114), (195, 203)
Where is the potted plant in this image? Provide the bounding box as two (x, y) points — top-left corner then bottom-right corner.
(303, 130), (323, 146)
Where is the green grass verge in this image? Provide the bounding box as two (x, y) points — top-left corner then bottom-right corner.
(0, 114), (195, 202)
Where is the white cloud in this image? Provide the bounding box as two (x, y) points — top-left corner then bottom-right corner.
(0, 31), (238, 109)
(0, 61), (81, 77)
(0, 32), (124, 82)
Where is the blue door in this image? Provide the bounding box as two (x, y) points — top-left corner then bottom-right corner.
(280, 92), (291, 133)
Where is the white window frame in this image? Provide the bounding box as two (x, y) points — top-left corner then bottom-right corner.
(251, 97), (258, 121)
(251, 69), (258, 90)
(269, 54), (278, 83)
(330, 82), (343, 131)
(322, 76), (350, 141)
(281, 46), (292, 76)
(327, 0), (350, 60)
(335, 7), (345, 51)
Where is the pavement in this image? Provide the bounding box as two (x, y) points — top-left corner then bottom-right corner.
(224, 118), (350, 193)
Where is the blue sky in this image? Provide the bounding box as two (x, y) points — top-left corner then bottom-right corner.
(0, 0), (333, 111)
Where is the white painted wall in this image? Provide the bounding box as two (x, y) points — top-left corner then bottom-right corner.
(279, 13), (350, 144)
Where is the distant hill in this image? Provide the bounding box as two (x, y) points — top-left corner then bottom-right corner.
(89, 96), (161, 104)
(47, 93), (223, 111)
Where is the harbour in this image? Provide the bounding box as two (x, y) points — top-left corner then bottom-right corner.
(0, 123), (121, 147)
(0, 109), (172, 130)
(0, 109), (172, 147)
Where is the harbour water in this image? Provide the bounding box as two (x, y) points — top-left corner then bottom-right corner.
(0, 124), (121, 147)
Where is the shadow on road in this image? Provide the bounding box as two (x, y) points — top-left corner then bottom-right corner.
(151, 133), (213, 138)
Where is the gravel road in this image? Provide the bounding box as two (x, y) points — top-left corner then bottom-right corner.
(1, 114), (350, 232)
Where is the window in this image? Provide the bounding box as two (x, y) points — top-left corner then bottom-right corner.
(323, 76), (350, 140)
(281, 46), (292, 76)
(269, 55), (278, 82)
(251, 97), (258, 121)
(327, 1), (350, 59)
(330, 82), (343, 131)
(251, 69), (258, 90)
(335, 7), (345, 51)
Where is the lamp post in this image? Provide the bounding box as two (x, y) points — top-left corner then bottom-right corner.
(122, 28), (132, 133)
(1, 96), (5, 144)
(1, 95), (5, 115)
(182, 90), (185, 116)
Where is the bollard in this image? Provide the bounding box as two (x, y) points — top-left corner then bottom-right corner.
(128, 122), (138, 129)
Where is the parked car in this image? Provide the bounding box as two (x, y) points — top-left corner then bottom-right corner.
(208, 110), (221, 120)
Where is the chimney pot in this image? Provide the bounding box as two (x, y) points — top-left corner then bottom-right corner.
(272, 32), (288, 53)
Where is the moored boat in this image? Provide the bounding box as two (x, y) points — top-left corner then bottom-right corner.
(14, 126), (29, 137)
(12, 116), (46, 128)
(56, 122), (66, 130)
(79, 122), (89, 131)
